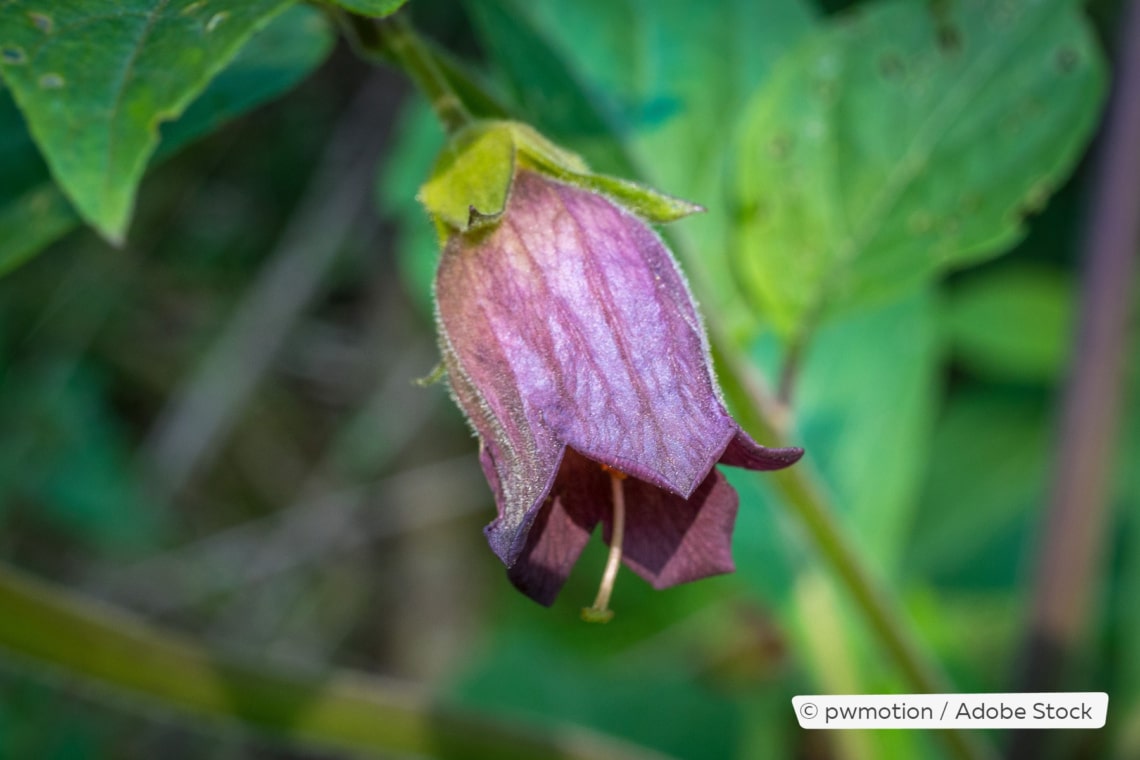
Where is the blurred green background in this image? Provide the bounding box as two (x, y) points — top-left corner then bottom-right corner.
(0, 0), (1137, 758)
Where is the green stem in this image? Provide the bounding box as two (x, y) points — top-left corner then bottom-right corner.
(342, 10), (472, 134)
(711, 335), (992, 760)
(0, 563), (663, 760)
(711, 336), (942, 691)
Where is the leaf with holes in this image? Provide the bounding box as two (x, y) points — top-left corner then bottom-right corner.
(511, 0), (816, 215)
(468, 0), (818, 323)
(0, 0), (294, 244)
(732, 0), (1106, 337)
(0, 5), (332, 274)
(156, 4), (334, 157)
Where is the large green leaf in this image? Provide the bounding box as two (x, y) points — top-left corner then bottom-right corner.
(452, 626), (741, 760)
(0, 5), (333, 275)
(732, 294), (939, 599)
(907, 589), (1022, 692)
(157, 4), (333, 156)
(732, 0), (1106, 336)
(517, 0), (816, 203)
(905, 389), (1051, 588)
(944, 265), (1075, 383)
(746, 290), (941, 574)
(469, 0), (817, 319)
(463, 0), (635, 175)
(0, 0), (295, 244)
(0, 87), (74, 272)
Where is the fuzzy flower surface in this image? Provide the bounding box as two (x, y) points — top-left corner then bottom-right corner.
(435, 169), (803, 606)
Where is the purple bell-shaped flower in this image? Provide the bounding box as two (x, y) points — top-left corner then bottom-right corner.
(435, 169), (802, 616)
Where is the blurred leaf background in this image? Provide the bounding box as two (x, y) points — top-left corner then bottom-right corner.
(0, 0), (1137, 758)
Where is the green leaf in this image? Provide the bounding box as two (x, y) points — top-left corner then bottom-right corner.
(790, 289), (940, 571)
(452, 626), (741, 760)
(0, 5), (333, 275)
(517, 0), (816, 208)
(157, 4), (334, 157)
(905, 389), (1051, 588)
(463, 0), (635, 175)
(907, 590), (1021, 691)
(325, 0), (407, 17)
(733, 291), (940, 743)
(0, 87), (75, 273)
(0, 0), (295, 244)
(944, 265), (1075, 383)
(732, 0), (1106, 336)
(469, 0), (817, 317)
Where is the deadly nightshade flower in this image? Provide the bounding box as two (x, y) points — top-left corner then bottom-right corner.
(434, 167), (803, 618)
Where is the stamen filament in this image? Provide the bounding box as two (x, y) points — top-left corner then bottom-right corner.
(582, 470), (626, 623)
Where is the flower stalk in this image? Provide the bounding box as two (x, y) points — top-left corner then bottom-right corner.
(340, 11), (473, 134)
(375, 15), (470, 133)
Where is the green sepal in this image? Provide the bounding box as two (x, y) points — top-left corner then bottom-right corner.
(507, 121), (705, 223)
(418, 122), (516, 232)
(417, 120), (703, 236)
(558, 171), (705, 225)
(413, 361), (447, 387)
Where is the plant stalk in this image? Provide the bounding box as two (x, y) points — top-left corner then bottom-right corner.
(710, 336), (991, 760)
(363, 12), (472, 134)
(0, 563), (664, 760)
(1011, 1), (1140, 756)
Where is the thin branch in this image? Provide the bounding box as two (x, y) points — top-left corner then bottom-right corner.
(340, 10), (473, 135)
(711, 333), (993, 760)
(1012, 0), (1140, 752)
(711, 335), (941, 691)
(0, 563), (667, 760)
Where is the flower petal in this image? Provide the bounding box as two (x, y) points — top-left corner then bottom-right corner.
(538, 175), (740, 496)
(603, 468), (739, 590)
(443, 330), (563, 566)
(719, 429), (805, 471)
(506, 449), (607, 605)
(437, 170), (735, 505)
